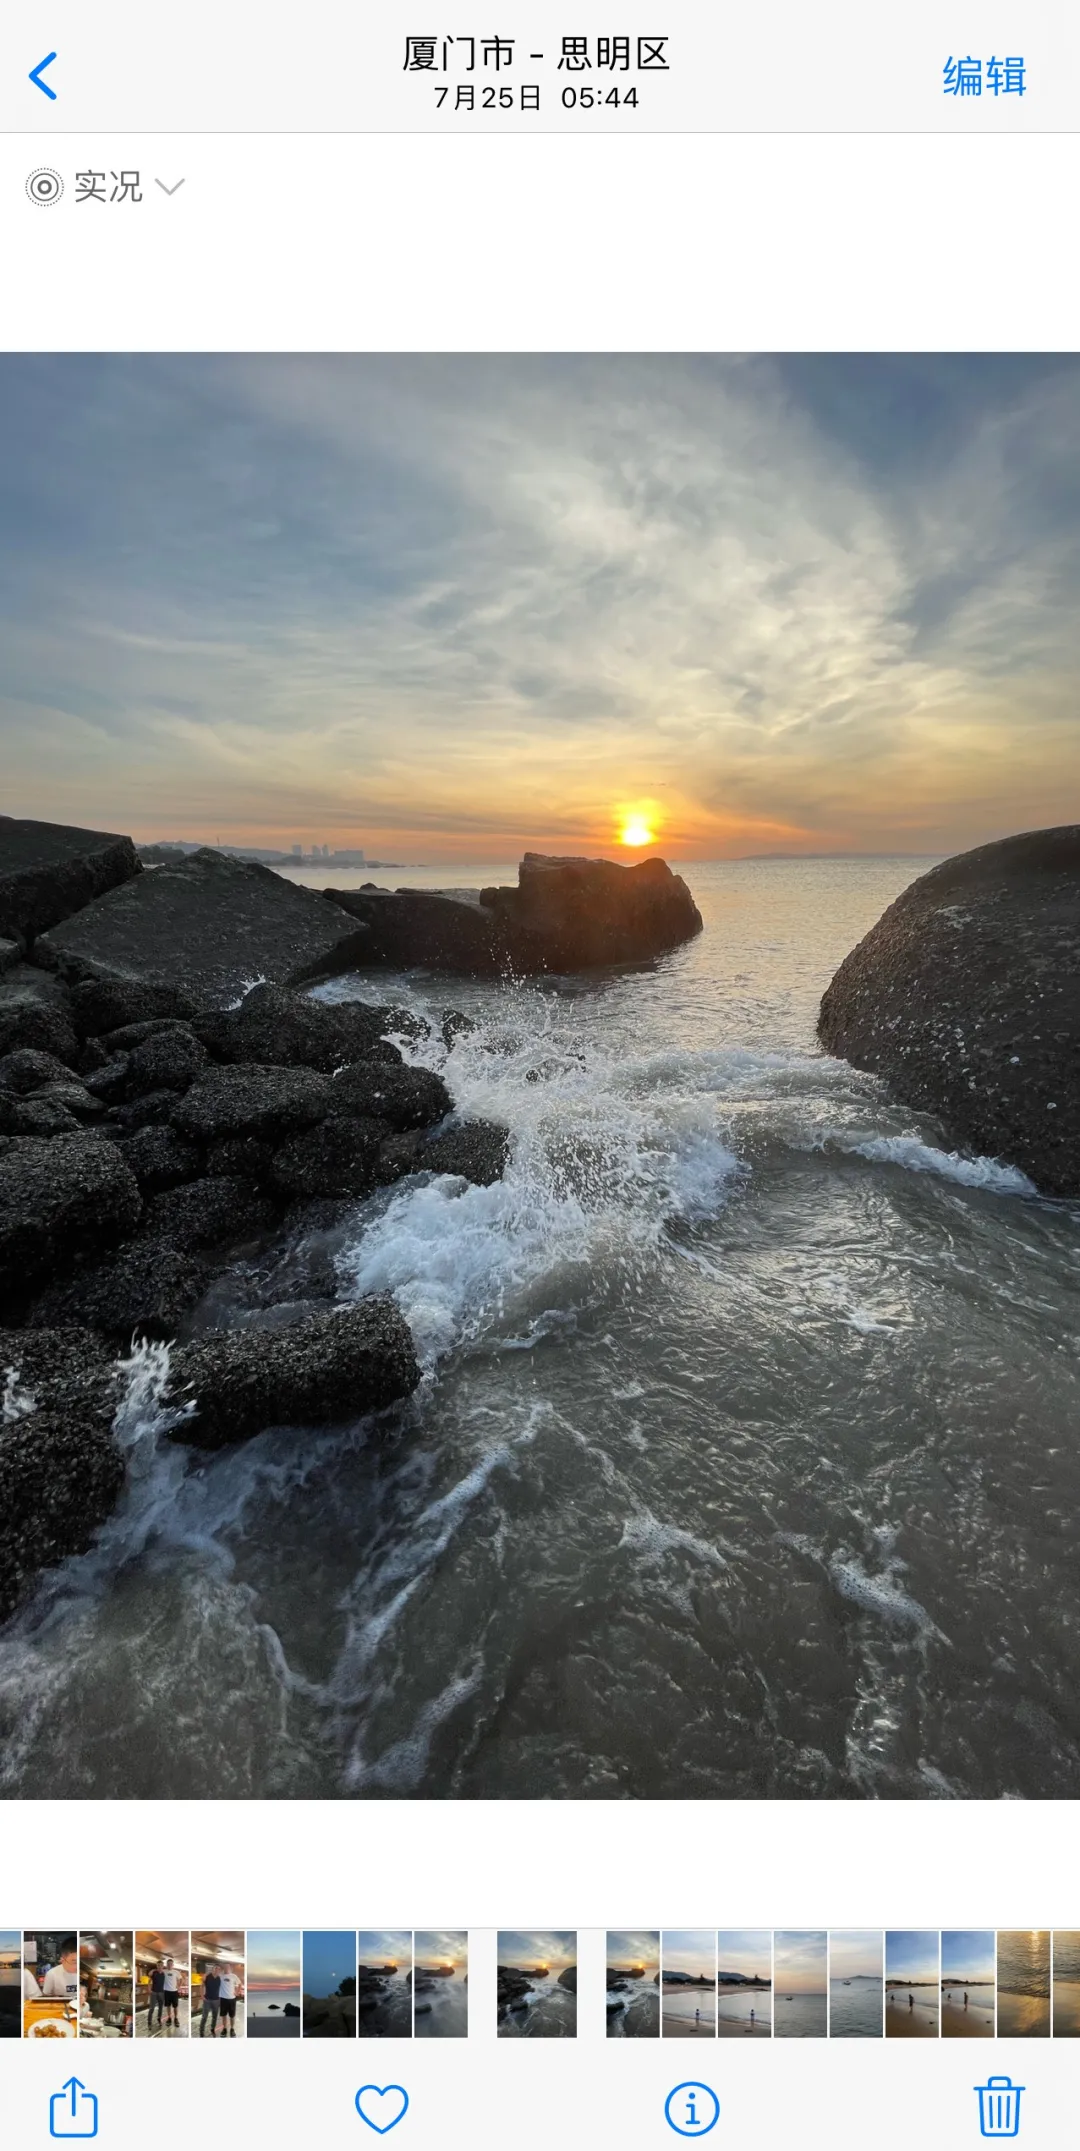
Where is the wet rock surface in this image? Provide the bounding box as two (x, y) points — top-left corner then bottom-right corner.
(0, 1134), (143, 1297)
(169, 1297), (421, 1449)
(0, 1326), (126, 1622)
(818, 825), (1080, 1195)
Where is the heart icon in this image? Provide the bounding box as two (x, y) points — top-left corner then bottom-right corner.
(355, 2085), (410, 2135)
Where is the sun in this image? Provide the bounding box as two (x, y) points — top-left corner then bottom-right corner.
(618, 814), (656, 848)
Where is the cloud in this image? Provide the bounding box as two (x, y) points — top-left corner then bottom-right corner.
(1, 356), (1078, 854)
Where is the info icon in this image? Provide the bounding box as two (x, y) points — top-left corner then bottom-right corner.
(665, 2082), (720, 2137)
(26, 167), (63, 205)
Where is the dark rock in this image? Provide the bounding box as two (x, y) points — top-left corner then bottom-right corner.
(375, 1130), (426, 1185)
(124, 1027), (208, 1095)
(106, 1089), (185, 1132)
(84, 1054), (132, 1099)
(329, 1061), (451, 1131)
(141, 1175), (276, 1252)
(173, 1063), (336, 1144)
(558, 1967), (578, 1994)
(326, 853), (703, 976)
(488, 852), (703, 972)
(167, 1296), (421, 1449)
(0, 1092), (84, 1139)
(423, 1118), (510, 1186)
(28, 1241), (209, 1343)
(0, 815), (141, 945)
(100, 1016), (200, 1053)
(33, 1080), (102, 1120)
(0, 1047), (76, 1094)
(283, 2004), (300, 2019)
(270, 1114), (387, 1199)
(121, 1124), (202, 1192)
(0, 939), (20, 976)
(0, 1326), (125, 1620)
(325, 884), (502, 972)
(204, 1135), (277, 1183)
(69, 977), (197, 1039)
(210, 982), (414, 1071)
(0, 970), (79, 1065)
(0, 1133), (142, 1296)
(36, 848), (372, 1007)
(441, 1009), (476, 1048)
(818, 826), (1080, 1196)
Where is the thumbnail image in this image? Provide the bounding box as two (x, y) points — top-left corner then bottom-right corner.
(414, 1932), (468, 2038)
(357, 1932), (413, 2038)
(135, 1933), (189, 2037)
(80, 1933), (134, 2037)
(995, 1932), (1050, 2039)
(941, 1931), (995, 2037)
(304, 1932), (357, 2038)
(716, 1931), (771, 2038)
(661, 1932), (716, 2038)
(886, 1932), (940, 2037)
(191, 1933), (245, 2040)
(1052, 1933), (1080, 2037)
(606, 1931), (660, 2038)
(3, 355), (1080, 1808)
(247, 1931), (301, 2039)
(497, 1933), (577, 2039)
(22, 1933), (79, 2039)
(828, 1932), (882, 2038)
(1, 1932), (20, 2039)
(773, 1933), (827, 2038)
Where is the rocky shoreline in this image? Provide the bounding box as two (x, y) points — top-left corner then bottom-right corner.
(0, 815), (702, 1626)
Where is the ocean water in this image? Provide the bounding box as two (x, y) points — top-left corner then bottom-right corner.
(774, 1991), (827, 2038)
(606, 1970), (659, 2038)
(498, 1972), (576, 2039)
(414, 1974), (467, 2037)
(828, 1976), (882, 2037)
(1, 856), (1079, 1801)
(662, 1983), (716, 2035)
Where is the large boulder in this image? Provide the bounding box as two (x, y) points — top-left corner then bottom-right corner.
(325, 853), (703, 975)
(0, 1134), (142, 1298)
(489, 851), (703, 971)
(168, 1297), (421, 1448)
(35, 848), (372, 1007)
(0, 815), (140, 947)
(325, 885), (502, 973)
(818, 826), (1080, 1195)
(422, 1118), (510, 1185)
(0, 1326), (125, 1621)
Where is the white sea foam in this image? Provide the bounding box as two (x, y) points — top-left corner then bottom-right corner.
(793, 1125), (1035, 1195)
(335, 989), (741, 1368)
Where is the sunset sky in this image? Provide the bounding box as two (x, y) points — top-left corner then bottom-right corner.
(3, 356), (1078, 862)
(774, 1932), (827, 1992)
(498, 1931), (576, 1974)
(830, 1931), (883, 1981)
(717, 1930), (772, 1981)
(414, 1931), (468, 1973)
(886, 1932), (940, 1983)
(245, 1931), (300, 1991)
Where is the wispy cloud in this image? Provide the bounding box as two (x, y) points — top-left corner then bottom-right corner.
(2, 356), (1078, 856)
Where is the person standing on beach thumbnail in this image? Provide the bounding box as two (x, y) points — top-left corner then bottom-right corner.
(908, 1993), (914, 2011)
(199, 1966), (221, 2038)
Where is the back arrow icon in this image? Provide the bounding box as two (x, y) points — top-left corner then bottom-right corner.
(30, 52), (57, 99)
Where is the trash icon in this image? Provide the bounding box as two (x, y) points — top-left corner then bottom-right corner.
(976, 2076), (1024, 2139)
